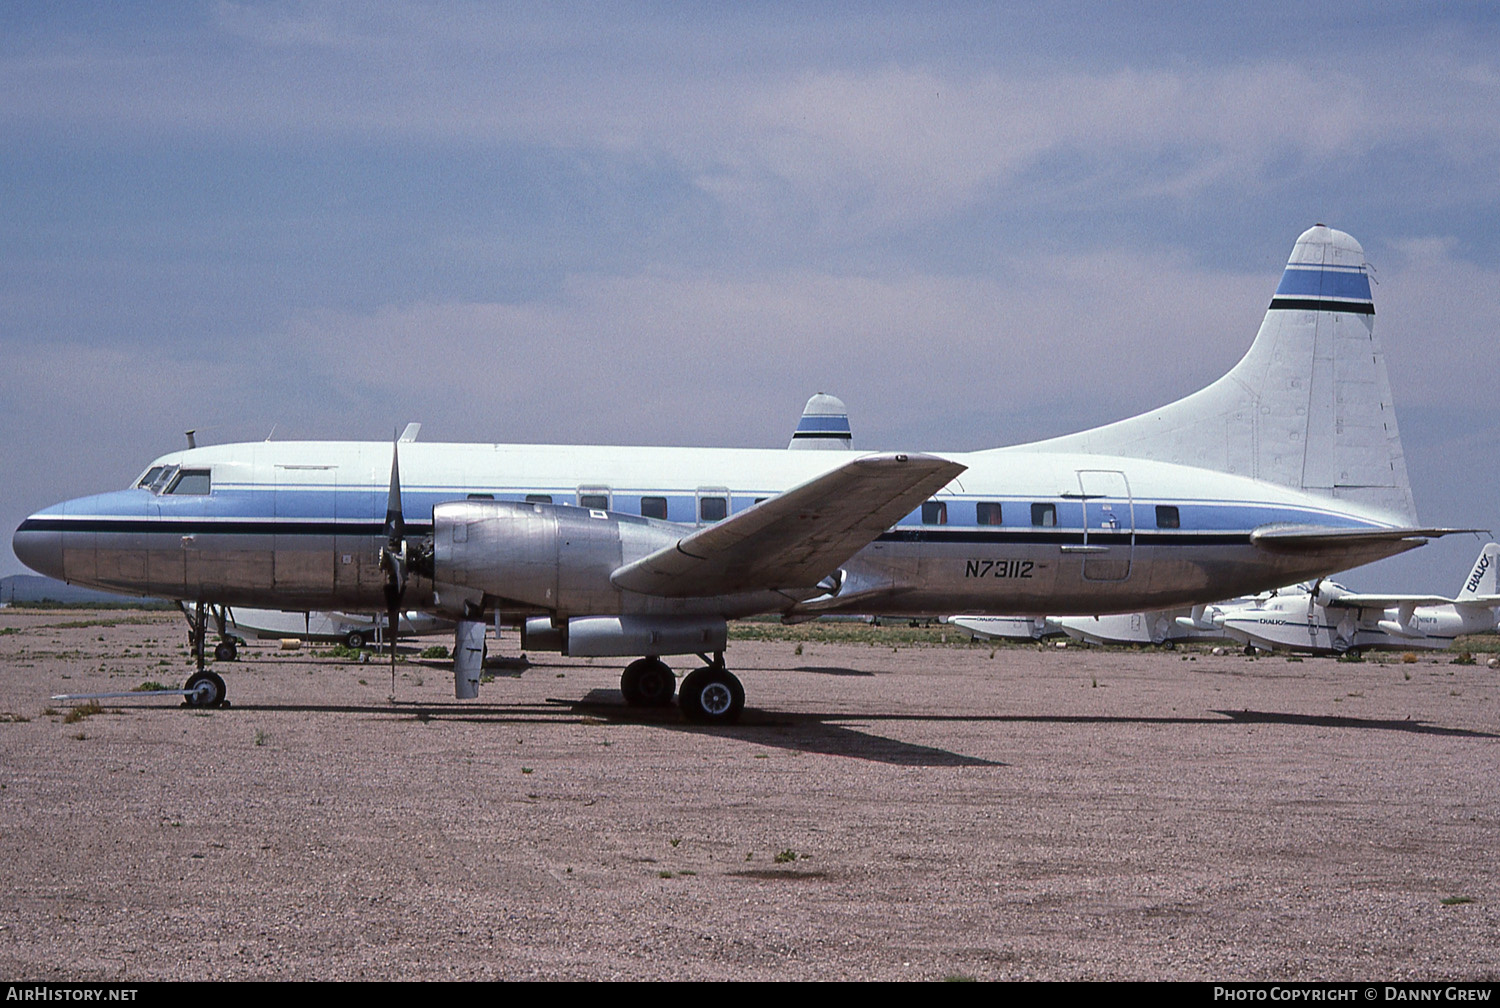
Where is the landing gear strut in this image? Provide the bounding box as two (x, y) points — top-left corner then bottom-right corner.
(181, 601), (230, 707)
(677, 653), (744, 724)
(178, 601), (237, 661)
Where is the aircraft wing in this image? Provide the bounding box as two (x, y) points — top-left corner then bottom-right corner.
(1321, 593), (1456, 609)
(1248, 525), (1480, 553)
(611, 452), (965, 599)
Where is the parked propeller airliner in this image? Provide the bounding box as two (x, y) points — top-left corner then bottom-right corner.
(948, 587), (1301, 647)
(13, 226), (1466, 722)
(1217, 542), (1500, 655)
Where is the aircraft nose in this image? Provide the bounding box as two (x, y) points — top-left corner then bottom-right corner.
(12, 517), (64, 580)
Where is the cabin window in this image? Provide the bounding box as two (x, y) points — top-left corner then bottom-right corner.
(578, 488), (610, 510)
(1031, 503), (1056, 527)
(921, 500), (948, 525)
(524, 494), (553, 504)
(467, 493), (494, 501)
(699, 496), (727, 523)
(166, 469), (211, 495)
(1156, 505), (1180, 529)
(640, 496), (668, 519)
(976, 502), (1003, 526)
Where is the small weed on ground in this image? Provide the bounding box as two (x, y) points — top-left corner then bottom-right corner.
(62, 700), (102, 724)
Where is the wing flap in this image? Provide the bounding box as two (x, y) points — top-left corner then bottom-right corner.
(611, 452), (965, 599)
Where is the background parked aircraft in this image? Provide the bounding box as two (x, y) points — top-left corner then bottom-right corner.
(224, 608), (454, 651)
(1217, 542), (1500, 655)
(946, 615), (1061, 642)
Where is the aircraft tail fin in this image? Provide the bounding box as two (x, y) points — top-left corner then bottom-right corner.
(1456, 542), (1499, 602)
(1012, 226), (1416, 525)
(788, 393), (853, 450)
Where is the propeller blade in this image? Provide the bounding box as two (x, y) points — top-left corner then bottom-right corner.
(380, 438), (407, 694)
(384, 439), (405, 549)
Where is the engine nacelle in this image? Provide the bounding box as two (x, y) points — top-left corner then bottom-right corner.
(428, 498), (682, 613)
(1313, 580), (1352, 608)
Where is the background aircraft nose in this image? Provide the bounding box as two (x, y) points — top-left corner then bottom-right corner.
(12, 519), (64, 580)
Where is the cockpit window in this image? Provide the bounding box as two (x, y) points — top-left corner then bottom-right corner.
(166, 469), (211, 495)
(136, 466), (165, 489)
(147, 466), (178, 495)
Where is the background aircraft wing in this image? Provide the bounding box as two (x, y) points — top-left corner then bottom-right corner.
(1321, 593), (1456, 609)
(611, 452), (964, 599)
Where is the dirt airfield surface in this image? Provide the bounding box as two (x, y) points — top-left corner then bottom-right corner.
(0, 609), (1497, 982)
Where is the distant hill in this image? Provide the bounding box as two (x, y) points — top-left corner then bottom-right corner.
(0, 575), (165, 607)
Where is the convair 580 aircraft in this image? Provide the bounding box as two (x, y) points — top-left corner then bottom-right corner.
(13, 227), (1462, 721)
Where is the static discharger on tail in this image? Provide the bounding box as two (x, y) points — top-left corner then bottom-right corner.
(14, 227), (1473, 721)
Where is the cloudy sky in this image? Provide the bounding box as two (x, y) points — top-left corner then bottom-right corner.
(3, 2), (1497, 592)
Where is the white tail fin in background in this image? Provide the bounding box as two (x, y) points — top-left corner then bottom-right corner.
(788, 393), (853, 450)
(1456, 542), (1499, 602)
(1011, 226), (1416, 525)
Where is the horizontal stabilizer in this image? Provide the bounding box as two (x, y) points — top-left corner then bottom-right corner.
(1250, 524), (1478, 554)
(612, 452), (965, 598)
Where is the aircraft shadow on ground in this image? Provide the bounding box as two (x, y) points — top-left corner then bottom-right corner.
(1210, 708), (1497, 739)
(92, 692), (1497, 767)
(788, 666), (875, 678)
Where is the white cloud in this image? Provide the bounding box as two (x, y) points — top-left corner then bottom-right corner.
(7, 12), (1497, 230)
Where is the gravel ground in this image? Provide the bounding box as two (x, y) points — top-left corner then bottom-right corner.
(0, 609), (1496, 981)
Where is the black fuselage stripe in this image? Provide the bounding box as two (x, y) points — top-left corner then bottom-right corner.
(876, 529), (1249, 546)
(18, 518), (433, 537)
(16, 517), (1248, 547)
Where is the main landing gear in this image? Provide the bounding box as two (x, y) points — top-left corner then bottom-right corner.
(620, 657), (675, 707)
(617, 652), (744, 724)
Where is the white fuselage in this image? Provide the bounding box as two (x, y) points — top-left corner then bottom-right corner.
(15, 438), (1419, 621)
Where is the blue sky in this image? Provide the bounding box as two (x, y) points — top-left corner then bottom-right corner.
(3, 2), (1498, 592)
